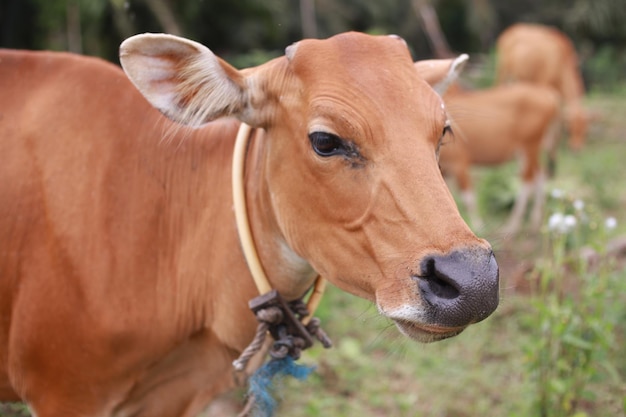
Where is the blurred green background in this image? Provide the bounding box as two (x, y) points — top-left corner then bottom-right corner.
(1, 0), (626, 89)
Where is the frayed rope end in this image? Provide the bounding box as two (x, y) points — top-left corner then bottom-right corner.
(247, 356), (315, 417)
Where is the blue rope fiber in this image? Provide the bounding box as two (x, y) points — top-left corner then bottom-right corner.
(248, 356), (315, 417)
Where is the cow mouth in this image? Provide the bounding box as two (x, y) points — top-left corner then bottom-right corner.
(393, 319), (466, 343)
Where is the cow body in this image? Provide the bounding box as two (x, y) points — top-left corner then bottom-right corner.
(441, 83), (560, 233)
(0, 33), (499, 416)
(495, 23), (587, 159)
(0, 49), (251, 415)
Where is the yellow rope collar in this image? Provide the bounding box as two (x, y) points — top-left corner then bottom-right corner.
(231, 122), (326, 324)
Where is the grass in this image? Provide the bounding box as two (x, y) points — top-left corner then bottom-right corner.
(278, 288), (534, 417)
(277, 276), (625, 416)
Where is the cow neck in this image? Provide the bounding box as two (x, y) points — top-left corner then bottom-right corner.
(231, 122), (326, 323)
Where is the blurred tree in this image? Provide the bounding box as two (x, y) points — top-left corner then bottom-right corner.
(142, 0), (181, 36)
(488, 0), (626, 44)
(66, 0), (81, 52)
(565, 0), (626, 43)
(466, 0), (496, 50)
(109, 0), (136, 39)
(412, 0), (453, 58)
(0, 0), (38, 49)
(0, 0), (623, 86)
(300, 0), (317, 38)
(172, 0), (299, 56)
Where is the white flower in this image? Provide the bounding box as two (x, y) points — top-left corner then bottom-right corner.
(573, 199), (585, 211)
(605, 217), (617, 231)
(564, 215), (577, 230)
(548, 212), (565, 231)
(548, 212), (577, 234)
(550, 189), (564, 199)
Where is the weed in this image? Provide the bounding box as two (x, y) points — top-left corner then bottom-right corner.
(526, 190), (625, 417)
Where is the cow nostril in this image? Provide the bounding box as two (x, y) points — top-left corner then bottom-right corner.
(414, 249), (500, 328)
(417, 258), (460, 301)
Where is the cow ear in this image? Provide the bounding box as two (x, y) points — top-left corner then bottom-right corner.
(120, 33), (253, 127)
(414, 54), (469, 95)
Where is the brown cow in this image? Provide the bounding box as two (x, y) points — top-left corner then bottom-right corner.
(496, 23), (587, 173)
(0, 32), (499, 417)
(440, 82), (560, 234)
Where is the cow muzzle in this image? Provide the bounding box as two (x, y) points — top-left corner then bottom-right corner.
(385, 246), (499, 342)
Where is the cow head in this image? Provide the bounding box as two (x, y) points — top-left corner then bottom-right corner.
(120, 32), (499, 342)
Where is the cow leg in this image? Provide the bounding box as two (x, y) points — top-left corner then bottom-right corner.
(455, 161), (483, 230)
(542, 117), (562, 178)
(9, 284), (238, 417)
(8, 300), (134, 416)
(504, 147), (540, 235)
(11, 350), (136, 417)
(461, 190), (483, 231)
(0, 372), (20, 401)
(529, 170), (546, 230)
(503, 181), (531, 235)
(20, 330), (240, 417)
(112, 329), (242, 417)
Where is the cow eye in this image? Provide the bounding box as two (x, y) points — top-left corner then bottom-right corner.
(309, 131), (346, 157)
(436, 121), (454, 160)
(442, 121), (454, 139)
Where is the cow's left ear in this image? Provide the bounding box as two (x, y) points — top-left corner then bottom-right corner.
(414, 54), (469, 95)
(120, 33), (258, 127)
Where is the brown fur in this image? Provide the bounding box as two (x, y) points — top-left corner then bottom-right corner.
(496, 23), (588, 157)
(0, 33), (498, 416)
(440, 83), (560, 233)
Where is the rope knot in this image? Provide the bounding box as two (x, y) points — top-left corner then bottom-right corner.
(256, 306), (283, 325)
(233, 289), (333, 373)
(233, 289), (332, 416)
(306, 317), (333, 348)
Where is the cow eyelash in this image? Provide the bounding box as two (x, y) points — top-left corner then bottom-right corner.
(442, 122), (454, 140)
(439, 122), (455, 146)
(436, 122), (454, 160)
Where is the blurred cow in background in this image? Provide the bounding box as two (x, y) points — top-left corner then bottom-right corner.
(496, 23), (588, 176)
(439, 82), (560, 235)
